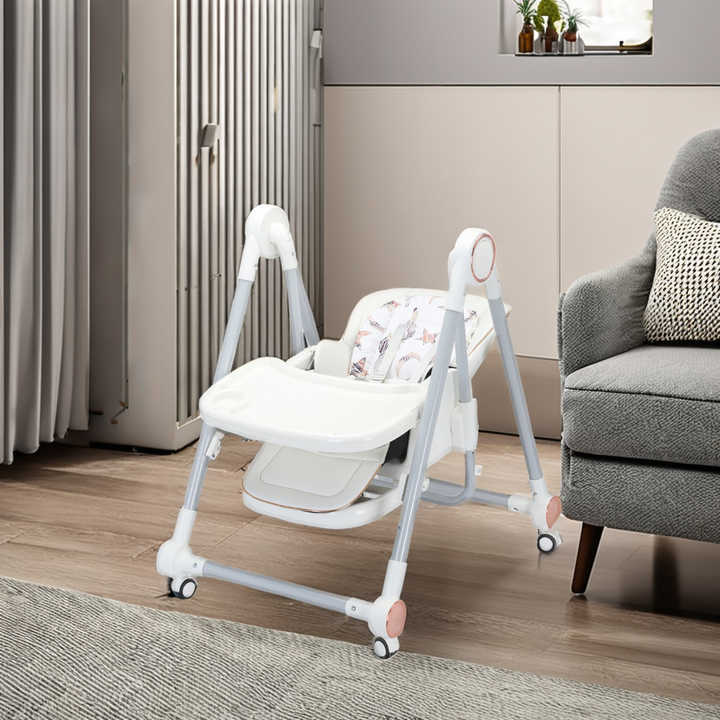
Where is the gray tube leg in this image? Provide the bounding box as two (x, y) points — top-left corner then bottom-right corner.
(391, 311), (462, 562)
(488, 297), (543, 483)
(204, 561), (348, 614)
(185, 279), (253, 512)
(182, 423), (215, 510)
(454, 316), (473, 405)
(213, 279), (253, 383)
(284, 268), (306, 355)
(425, 474), (509, 508)
(454, 314), (478, 499)
(370, 473), (511, 508)
(418, 452), (476, 506)
(414, 318), (477, 507)
(298, 275), (320, 346)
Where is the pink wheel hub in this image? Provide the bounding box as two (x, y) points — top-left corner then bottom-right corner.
(386, 600), (407, 638)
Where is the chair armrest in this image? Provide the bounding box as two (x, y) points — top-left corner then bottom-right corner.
(312, 339), (352, 377)
(558, 246), (655, 379)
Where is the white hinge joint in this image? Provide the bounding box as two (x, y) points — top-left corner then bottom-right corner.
(206, 431), (225, 460)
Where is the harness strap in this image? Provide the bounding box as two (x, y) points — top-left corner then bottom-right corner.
(370, 325), (405, 382)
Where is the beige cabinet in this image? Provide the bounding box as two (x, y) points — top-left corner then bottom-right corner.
(560, 86), (720, 290)
(324, 86), (561, 360)
(324, 85), (720, 438)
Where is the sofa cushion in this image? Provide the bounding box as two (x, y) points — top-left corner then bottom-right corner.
(563, 344), (720, 467)
(561, 446), (720, 543)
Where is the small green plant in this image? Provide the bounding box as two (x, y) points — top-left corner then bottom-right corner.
(534, 0), (561, 33)
(560, 0), (588, 34)
(513, 0), (537, 25)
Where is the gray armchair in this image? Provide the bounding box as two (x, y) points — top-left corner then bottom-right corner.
(558, 129), (720, 593)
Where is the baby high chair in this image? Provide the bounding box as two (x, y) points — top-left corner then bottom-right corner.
(157, 205), (562, 659)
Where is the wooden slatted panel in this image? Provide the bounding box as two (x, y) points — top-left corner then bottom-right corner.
(176, 0), (321, 424)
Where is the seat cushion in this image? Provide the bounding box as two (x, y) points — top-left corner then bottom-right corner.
(349, 294), (481, 383)
(563, 344), (720, 467)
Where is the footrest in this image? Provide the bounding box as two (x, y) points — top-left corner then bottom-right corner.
(243, 443), (388, 513)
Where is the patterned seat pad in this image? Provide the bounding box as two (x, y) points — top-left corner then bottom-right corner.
(350, 294), (480, 383)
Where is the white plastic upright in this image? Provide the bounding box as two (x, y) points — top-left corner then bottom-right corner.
(238, 204), (298, 281)
(156, 508), (206, 580)
(446, 228), (496, 311)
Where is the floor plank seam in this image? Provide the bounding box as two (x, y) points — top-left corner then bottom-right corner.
(131, 542), (162, 561)
(0, 529), (26, 545)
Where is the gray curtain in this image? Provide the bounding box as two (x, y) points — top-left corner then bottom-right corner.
(2, 0), (90, 463)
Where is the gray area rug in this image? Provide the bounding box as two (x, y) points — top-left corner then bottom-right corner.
(1, 577), (718, 720)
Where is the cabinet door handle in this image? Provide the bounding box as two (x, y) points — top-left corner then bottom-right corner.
(200, 123), (219, 148)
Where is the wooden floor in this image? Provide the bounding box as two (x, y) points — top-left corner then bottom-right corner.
(2, 432), (720, 705)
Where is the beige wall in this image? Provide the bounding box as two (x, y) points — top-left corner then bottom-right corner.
(324, 85), (563, 437)
(324, 85), (720, 439)
(561, 87), (720, 288)
(324, 86), (560, 360)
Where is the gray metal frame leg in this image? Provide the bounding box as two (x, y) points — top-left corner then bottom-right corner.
(182, 278), (254, 512)
(390, 310), (463, 563)
(488, 295), (544, 484)
(454, 307), (473, 405)
(418, 453), (476, 506)
(284, 268), (306, 355)
(371, 310), (462, 655)
(182, 424), (215, 511)
(369, 465), (510, 508)
(212, 279), (253, 383)
(285, 267), (320, 352)
(204, 561), (348, 614)
(298, 274), (320, 346)
(412, 317), (477, 507)
(486, 279), (560, 545)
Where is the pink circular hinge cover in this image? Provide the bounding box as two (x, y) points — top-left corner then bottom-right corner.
(470, 233), (496, 284)
(386, 600), (407, 638)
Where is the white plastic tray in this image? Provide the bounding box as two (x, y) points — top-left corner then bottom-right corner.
(199, 358), (426, 453)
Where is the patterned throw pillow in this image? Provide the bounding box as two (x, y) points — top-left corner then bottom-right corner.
(643, 207), (720, 343)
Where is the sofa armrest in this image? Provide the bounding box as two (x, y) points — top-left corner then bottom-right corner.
(558, 245), (655, 379)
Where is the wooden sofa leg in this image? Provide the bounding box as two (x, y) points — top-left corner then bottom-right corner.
(572, 523), (604, 594)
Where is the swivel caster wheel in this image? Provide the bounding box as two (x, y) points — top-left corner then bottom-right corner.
(537, 532), (559, 554)
(372, 637), (398, 660)
(168, 577), (198, 599)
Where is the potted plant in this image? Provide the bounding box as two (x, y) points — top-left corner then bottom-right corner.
(513, 0), (537, 54)
(560, 1), (587, 54)
(536, 0), (561, 54)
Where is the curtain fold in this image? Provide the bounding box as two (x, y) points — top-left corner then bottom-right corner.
(2, 0), (90, 463)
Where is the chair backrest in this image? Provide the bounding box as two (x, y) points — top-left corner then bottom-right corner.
(656, 128), (720, 224)
(634, 128), (720, 314)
